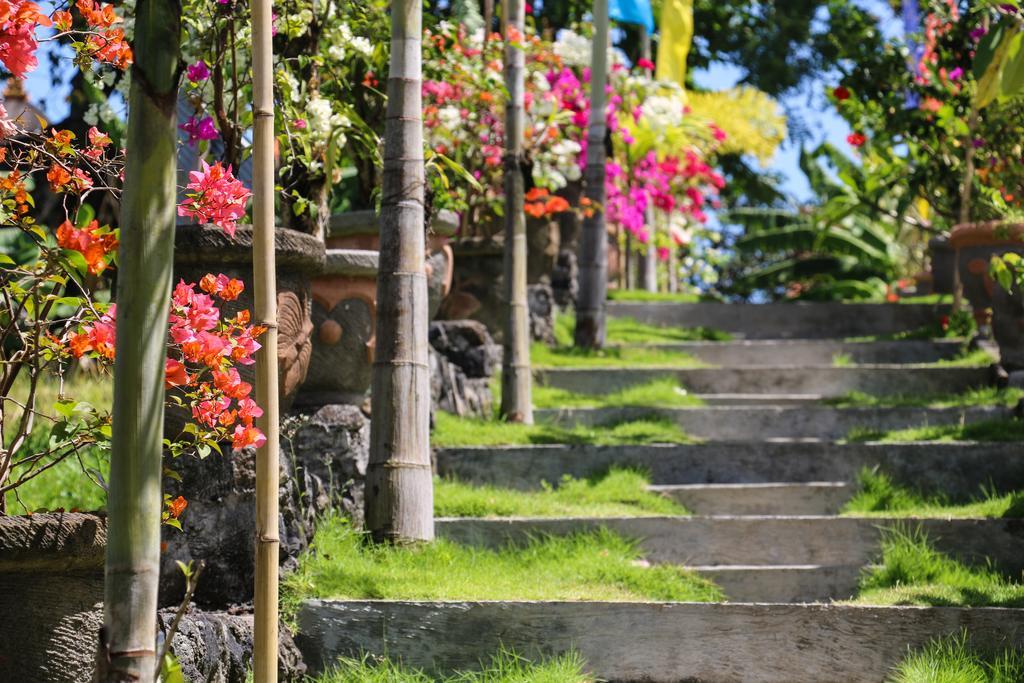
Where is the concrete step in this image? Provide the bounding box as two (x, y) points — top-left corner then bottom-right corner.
(533, 404), (1009, 440)
(607, 301), (948, 340)
(692, 564), (865, 603)
(694, 393), (826, 406)
(436, 441), (1024, 499)
(436, 516), (1024, 573)
(649, 482), (852, 515)
(298, 600), (1024, 683)
(614, 338), (967, 366)
(535, 365), (992, 397)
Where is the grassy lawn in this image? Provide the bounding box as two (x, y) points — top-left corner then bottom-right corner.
(827, 386), (1024, 409)
(434, 469), (687, 518)
(889, 633), (1024, 683)
(553, 313), (730, 345)
(532, 378), (703, 409)
(283, 516), (724, 617)
(313, 650), (593, 683)
(847, 419), (1024, 443)
(3, 372), (111, 514)
(842, 470), (1024, 518)
(852, 527), (1024, 607)
(606, 290), (704, 304)
(433, 411), (693, 447)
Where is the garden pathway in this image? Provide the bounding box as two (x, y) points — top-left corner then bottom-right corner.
(299, 301), (1024, 682)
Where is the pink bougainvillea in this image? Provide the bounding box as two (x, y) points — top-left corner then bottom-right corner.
(177, 161), (252, 236)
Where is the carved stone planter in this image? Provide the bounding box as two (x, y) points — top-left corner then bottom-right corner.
(174, 224), (325, 410)
(296, 210), (456, 409)
(440, 238), (506, 339)
(927, 235), (954, 294)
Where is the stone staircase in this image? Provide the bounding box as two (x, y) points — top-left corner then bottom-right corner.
(297, 302), (1024, 682)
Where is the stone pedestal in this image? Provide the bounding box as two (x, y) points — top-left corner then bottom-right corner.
(429, 320), (500, 420)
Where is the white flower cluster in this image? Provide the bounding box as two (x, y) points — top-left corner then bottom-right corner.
(533, 139), (582, 189)
(641, 94), (686, 131)
(307, 96), (351, 145)
(326, 22), (374, 63)
(553, 29), (591, 68)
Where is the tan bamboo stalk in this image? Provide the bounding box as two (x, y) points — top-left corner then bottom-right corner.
(500, 0), (533, 424)
(99, 0), (181, 680)
(365, 0), (434, 543)
(250, 0), (280, 677)
(574, 0), (610, 349)
(639, 26), (658, 293)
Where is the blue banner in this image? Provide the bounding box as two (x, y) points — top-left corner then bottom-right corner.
(610, 0), (655, 33)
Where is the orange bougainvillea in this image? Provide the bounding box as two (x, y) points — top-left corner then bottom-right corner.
(524, 187), (570, 218)
(56, 219), (118, 274)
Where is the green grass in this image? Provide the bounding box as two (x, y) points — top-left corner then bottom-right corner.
(607, 290), (703, 303)
(532, 342), (706, 369)
(832, 352), (854, 367)
(532, 378), (703, 409)
(853, 527), (1024, 607)
(553, 313), (730, 345)
(827, 386), (1024, 409)
(889, 632), (1024, 683)
(847, 419), (1024, 443)
(930, 348), (997, 367)
(432, 411), (694, 447)
(896, 294), (954, 305)
(3, 372), (112, 513)
(434, 469), (687, 518)
(283, 516), (724, 618)
(842, 469), (1024, 518)
(313, 649), (594, 683)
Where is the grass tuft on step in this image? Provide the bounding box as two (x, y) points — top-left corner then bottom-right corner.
(434, 469), (687, 518)
(313, 648), (594, 682)
(432, 411), (694, 447)
(827, 386), (1023, 409)
(283, 516), (724, 618)
(532, 378), (703, 409)
(847, 419), (1024, 443)
(531, 342), (706, 369)
(553, 313), (730, 345)
(606, 290), (704, 304)
(889, 632), (1024, 683)
(853, 526), (1024, 607)
(842, 469), (1024, 518)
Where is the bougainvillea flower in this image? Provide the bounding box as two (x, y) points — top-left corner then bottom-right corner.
(199, 273), (244, 301)
(164, 358), (190, 389)
(186, 60), (210, 83)
(68, 305), (116, 360)
(637, 58), (655, 71)
(179, 115), (218, 146)
(56, 219), (118, 274)
(167, 495), (187, 518)
(832, 85), (850, 101)
(846, 132), (866, 147)
(232, 424), (267, 450)
(177, 161), (251, 237)
(0, 0), (51, 78)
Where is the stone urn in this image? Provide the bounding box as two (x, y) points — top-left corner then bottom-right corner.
(173, 223), (324, 411)
(949, 222), (1024, 322)
(296, 209), (457, 409)
(440, 237), (506, 340)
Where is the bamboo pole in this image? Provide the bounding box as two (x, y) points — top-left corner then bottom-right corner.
(574, 0), (610, 349)
(639, 26), (658, 293)
(500, 0), (533, 424)
(365, 0), (434, 543)
(250, 0), (280, 677)
(99, 1), (181, 680)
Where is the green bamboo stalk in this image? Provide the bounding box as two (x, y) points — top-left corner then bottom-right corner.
(365, 0), (434, 543)
(500, 0), (533, 424)
(250, 0), (280, 677)
(574, 0), (610, 349)
(100, 0), (181, 680)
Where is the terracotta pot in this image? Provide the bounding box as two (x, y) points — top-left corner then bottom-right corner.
(950, 221), (1024, 365)
(297, 210), (457, 408)
(173, 223), (325, 411)
(439, 237), (506, 340)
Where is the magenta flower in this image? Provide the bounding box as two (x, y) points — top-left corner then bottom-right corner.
(177, 161), (252, 237)
(180, 116), (218, 146)
(948, 66), (963, 81)
(187, 60), (210, 83)
(970, 26), (989, 41)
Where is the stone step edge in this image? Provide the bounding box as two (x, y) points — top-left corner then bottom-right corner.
(297, 599), (1024, 683)
(648, 482), (850, 491)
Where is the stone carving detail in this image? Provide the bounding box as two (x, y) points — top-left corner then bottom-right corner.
(278, 290), (315, 400)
